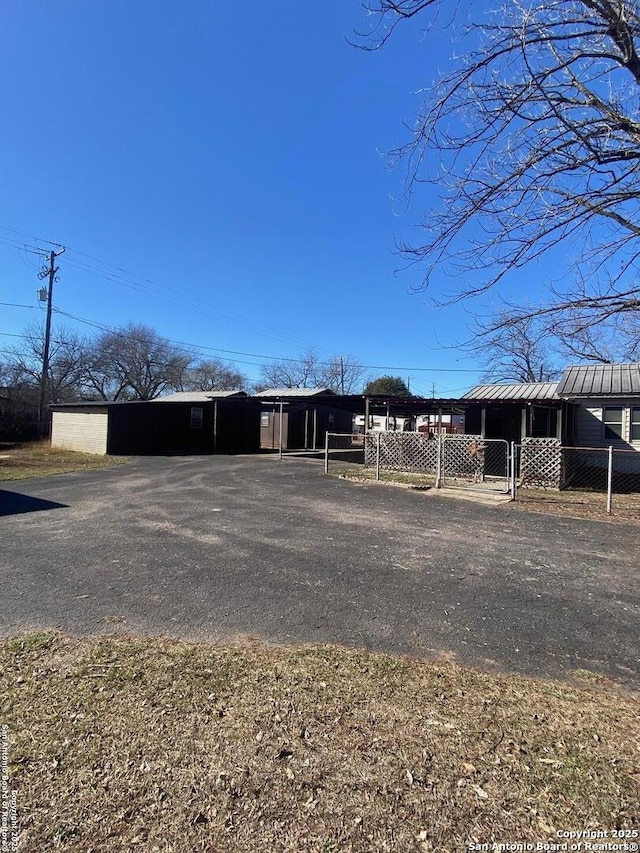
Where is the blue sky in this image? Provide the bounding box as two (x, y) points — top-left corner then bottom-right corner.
(1, 0), (517, 396)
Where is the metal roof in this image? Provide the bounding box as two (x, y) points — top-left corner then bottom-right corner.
(153, 390), (246, 402)
(557, 363), (640, 397)
(256, 387), (335, 397)
(463, 382), (559, 402)
(50, 400), (145, 408)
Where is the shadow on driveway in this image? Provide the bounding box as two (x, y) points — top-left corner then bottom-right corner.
(0, 489), (69, 517)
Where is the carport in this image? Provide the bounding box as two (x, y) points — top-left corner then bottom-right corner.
(256, 390), (467, 455)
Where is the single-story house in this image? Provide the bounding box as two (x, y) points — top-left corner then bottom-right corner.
(556, 362), (640, 450)
(50, 391), (261, 455)
(463, 363), (640, 451)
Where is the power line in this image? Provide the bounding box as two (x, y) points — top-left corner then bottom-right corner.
(0, 302), (40, 310)
(0, 226), (482, 379)
(4, 300), (481, 377)
(63, 254), (331, 354)
(0, 235), (50, 258)
(0, 224), (337, 355)
(53, 306), (480, 374)
(0, 224), (63, 248)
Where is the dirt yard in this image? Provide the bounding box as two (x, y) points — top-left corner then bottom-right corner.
(512, 486), (640, 524)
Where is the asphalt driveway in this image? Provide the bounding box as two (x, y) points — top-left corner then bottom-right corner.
(1, 454), (638, 687)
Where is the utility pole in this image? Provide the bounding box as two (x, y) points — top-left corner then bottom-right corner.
(339, 356), (345, 395)
(38, 247), (65, 436)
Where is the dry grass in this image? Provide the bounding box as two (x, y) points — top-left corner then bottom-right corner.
(330, 467), (436, 489)
(2, 633), (638, 852)
(0, 441), (129, 481)
(511, 487), (640, 525)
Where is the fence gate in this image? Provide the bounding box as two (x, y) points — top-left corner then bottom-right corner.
(441, 435), (511, 493)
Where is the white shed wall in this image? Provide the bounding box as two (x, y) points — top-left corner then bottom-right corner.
(51, 410), (109, 454)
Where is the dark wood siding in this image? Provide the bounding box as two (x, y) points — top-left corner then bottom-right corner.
(106, 399), (261, 455)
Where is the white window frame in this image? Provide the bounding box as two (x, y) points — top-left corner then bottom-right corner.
(190, 406), (203, 429)
(603, 406), (624, 441)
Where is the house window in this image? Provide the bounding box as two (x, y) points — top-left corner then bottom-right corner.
(260, 412), (270, 427)
(603, 407), (623, 440)
(530, 406), (557, 438)
(632, 407), (640, 441)
(191, 406), (203, 429)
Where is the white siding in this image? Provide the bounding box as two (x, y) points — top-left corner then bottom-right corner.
(51, 410), (109, 455)
(575, 405), (605, 446)
(574, 399), (637, 447)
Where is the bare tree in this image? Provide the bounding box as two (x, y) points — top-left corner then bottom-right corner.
(320, 355), (367, 393)
(259, 349), (320, 390)
(179, 358), (247, 392)
(86, 323), (194, 400)
(259, 349), (365, 393)
(5, 322), (90, 405)
(357, 0), (640, 343)
(472, 313), (560, 382)
(553, 307), (640, 362)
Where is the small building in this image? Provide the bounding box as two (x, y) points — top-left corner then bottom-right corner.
(50, 391), (261, 455)
(256, 388), (353, 451)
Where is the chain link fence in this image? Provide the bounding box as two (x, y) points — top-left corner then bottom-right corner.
(515, 439), (640, 517)
(326, 432), (510, 492)
(325, 432), (640, 517)
(323, 433), (365, 473)
(366, 432), (439, 473)
(441, 435), (511, 492)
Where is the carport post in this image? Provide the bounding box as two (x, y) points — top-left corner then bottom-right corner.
(304, 409), (309, 450)
(324, 430), (329, 474)
(312, 408), (317, 450)
(385, 400), (390, 431)
(213, 399), (218, 453)
(606, 445), (613, 515)
(364, 397), (370, 434)
(278, 402), (284, 460)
